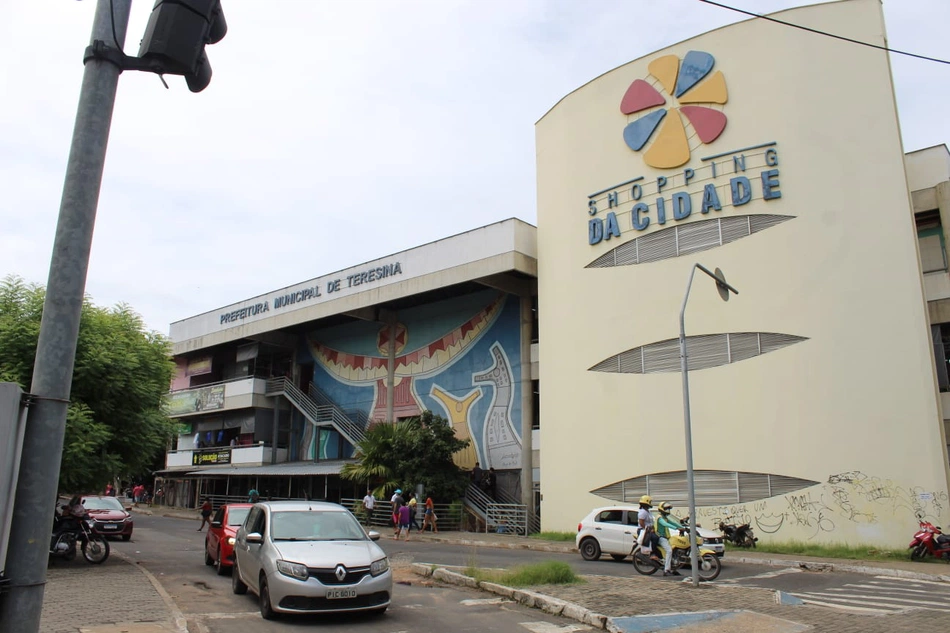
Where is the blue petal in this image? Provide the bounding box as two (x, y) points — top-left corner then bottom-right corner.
(675, 51), (714, 97)
(623, 109), (666, 151)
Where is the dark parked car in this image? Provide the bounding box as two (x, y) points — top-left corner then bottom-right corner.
(81, 495), (134, 541)
(205, 503), (253, 575)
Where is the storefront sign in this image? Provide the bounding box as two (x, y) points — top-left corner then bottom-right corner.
(185, 356), (212, 376)
(192, 450), (231, 466)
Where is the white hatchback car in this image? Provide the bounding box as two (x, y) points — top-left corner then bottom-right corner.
(575, 506), (724, 561)
(232, 501), (392, 619)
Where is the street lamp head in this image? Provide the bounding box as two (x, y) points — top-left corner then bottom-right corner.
(713, 267), (738, 302)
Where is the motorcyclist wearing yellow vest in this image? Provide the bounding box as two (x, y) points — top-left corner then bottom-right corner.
(656, 502), (684, 576)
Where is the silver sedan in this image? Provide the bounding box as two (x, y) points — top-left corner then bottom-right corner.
(232, 500), (392, 619)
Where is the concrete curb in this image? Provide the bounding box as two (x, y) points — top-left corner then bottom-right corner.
(410, 563), (611, 630)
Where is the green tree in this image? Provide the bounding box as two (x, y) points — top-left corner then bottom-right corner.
(0, 275), (175, 492)
(341, 410), (471, 502)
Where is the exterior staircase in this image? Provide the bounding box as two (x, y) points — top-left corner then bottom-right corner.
(265, 377), (367, 449)
(463, 483), (539, 536)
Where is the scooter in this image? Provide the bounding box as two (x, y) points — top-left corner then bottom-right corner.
(909, 520), (950, 562)
(631, 527), (722, 581)
(718, 516), (757, 548)
(50, 498), (110, 564)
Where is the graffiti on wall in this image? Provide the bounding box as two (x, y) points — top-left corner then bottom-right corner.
(695, 470), (948, 540)
(304, 291), (524, 469)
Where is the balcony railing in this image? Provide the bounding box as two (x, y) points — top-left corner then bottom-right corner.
(165, 443), (287, 469)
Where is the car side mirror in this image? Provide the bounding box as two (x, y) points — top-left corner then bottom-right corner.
(367, 530), (380, 541)
(124, 505), (132, 512)
(211, 521), (222, 528)
(245, 532), (263, 544)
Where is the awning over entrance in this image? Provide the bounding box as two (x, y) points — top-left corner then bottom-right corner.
(185, 460), (355, 477)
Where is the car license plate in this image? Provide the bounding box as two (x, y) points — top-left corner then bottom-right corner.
(101, 524), (118, 530)
(326, 588), (357, 599)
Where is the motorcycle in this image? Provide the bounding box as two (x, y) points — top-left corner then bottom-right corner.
(909, 520), (950, 562)
(50, 497), (110, 564)
(631, 526), (722, 581)
(718, 515), (757, 548)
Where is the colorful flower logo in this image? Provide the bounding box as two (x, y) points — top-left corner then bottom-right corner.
(621, 50), (728, 169)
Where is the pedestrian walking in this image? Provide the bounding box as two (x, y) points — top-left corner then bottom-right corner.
(390, 489), (404, 538)
(407, 493), (422, 532)
(104, 483), (115, 497)
(484, 468), (497, 500)
(396, 501), (412, 541)
(362, 488), (376, 525)
(197, 498), (213, 531)
(423, 494), (438, 533)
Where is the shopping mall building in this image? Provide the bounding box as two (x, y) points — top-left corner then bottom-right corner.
(160, 0), (949, 547)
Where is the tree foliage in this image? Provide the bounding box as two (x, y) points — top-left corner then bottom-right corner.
(0, 275), (175, 492)
(341, 410), (471, 502)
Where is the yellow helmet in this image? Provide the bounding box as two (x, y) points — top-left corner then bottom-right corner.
(639, 495), (653, 506)
(658, 502), (673, 515)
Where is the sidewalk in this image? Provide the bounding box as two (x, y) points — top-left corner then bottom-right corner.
(41, 505), (949, 633)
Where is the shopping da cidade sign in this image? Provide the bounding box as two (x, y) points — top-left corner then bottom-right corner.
(587, 50), (783, 247)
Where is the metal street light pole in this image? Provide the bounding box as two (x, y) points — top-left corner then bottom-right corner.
(679, 263), (738, 588)
(0, 2), (131, 631)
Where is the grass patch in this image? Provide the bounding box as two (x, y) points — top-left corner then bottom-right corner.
(465, 560), (582, 587)
(529, 531), (576, 542)
(729, 540), (913, 562)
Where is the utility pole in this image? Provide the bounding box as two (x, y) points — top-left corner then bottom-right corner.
(0, 1), (131, 631)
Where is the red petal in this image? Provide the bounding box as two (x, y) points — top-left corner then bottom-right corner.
(621, 80), (666, 115)
(679, 106), (726, 143)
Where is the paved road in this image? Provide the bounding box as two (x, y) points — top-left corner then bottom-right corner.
(127, 514), (586, 633)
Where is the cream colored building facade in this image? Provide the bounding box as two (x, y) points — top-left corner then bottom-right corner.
(536, 0), (950, 546)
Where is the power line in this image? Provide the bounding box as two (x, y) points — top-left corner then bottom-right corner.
(698, 0), (950, 65)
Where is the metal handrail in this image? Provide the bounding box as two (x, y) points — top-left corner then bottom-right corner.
(266, 378), (366, 447)
(308, 383), (370, 427)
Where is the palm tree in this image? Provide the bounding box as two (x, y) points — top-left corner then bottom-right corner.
(341, 420), (414, 497)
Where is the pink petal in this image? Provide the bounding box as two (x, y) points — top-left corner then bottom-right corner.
(621, 80), (666, 115)
(679, 106), (727, 144)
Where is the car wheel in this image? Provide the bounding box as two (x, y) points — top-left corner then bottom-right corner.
(231, 560), (247, 595)
(259, 576), (277, 620)
(610, 554), (627, 562)
(121, 533), (131, 542)
(204, 544), (214, 566)
(579, 537), (601, 561)
(215, 547), (227, 576)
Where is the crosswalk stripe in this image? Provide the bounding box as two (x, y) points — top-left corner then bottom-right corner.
(819, 589), (950, 609)
(827, 584), (943, 596)
(870, 576), (950, 587)
(793, 598), (894, 615)
(794, 591), (950, 613)
(519, 622), (592, 632)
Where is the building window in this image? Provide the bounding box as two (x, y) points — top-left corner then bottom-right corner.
(916, 211), (947, 273)
(532, 380), (540, 429)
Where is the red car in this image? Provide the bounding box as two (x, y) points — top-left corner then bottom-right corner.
(81, 495), (134, 541)
(204, 503), (252, 575)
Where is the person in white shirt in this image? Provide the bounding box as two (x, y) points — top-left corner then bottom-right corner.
(362, 489), (376, 525)
(637, 495), (661, 561)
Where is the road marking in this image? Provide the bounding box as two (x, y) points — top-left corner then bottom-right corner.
(871, 576), (950, 587)
(792, 597), (895, 615)
(810, 590), (950, 608)
(519, 622), (592, 632)
(461, 597), (512, 606)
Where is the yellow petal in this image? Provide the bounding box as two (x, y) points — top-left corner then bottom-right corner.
(678, 70), (728, 105)
(648, 55), (679, 96)
(644, 109), (690, 169)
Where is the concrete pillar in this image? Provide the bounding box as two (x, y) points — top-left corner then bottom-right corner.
(520, 296), (535, 528)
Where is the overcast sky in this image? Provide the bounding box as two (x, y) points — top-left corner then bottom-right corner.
(1, 0), (947, 337)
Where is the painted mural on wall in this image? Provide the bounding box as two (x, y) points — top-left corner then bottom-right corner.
(694, 470), (948, 544)
(301, 290), (523, 469)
